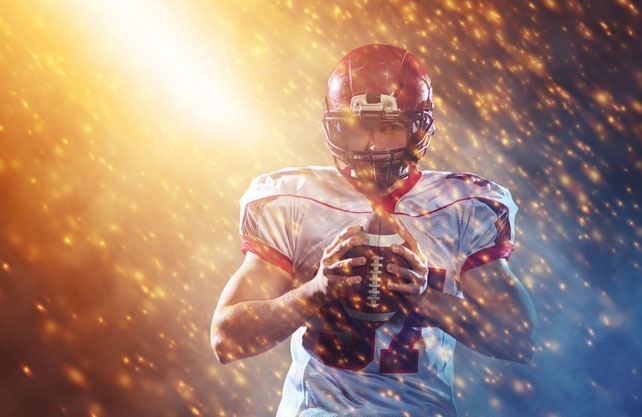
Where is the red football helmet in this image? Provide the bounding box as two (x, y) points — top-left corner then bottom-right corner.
(323, 44), (436, 188)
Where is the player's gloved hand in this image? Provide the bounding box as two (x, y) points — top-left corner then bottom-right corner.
(311, 225), (366, 300)
(385, 224), (429, 310)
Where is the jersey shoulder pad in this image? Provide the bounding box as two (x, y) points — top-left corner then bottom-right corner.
(441, 171), (512, 202)
(402, 171), (516, 215)
(239, 166), (357, 208)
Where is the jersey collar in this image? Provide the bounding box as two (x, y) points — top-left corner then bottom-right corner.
(345, 169), (422, 214)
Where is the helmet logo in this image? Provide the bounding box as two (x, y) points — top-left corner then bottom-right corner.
(350, 94), (399, 115)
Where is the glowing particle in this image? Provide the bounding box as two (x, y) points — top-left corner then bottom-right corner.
(64, 365), (88, 388)
(22, 364), (33, 378)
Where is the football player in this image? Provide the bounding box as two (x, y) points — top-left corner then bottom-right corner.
(211, 44), (538, 417)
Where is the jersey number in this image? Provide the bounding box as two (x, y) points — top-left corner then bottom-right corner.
(313, 268), (446, 373)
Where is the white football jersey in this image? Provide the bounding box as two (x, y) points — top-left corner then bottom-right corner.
(239, 166), (518, 417)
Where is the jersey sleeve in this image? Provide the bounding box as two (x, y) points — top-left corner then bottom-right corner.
(459, 190), (518, 275)
(239, 176), (296, 276)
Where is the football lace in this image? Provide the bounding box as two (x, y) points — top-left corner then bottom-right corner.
(366, 255), (383, 308)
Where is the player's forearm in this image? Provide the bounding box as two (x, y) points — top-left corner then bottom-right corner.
(421, 289), (537, 363)
(211, 280), (326, 364)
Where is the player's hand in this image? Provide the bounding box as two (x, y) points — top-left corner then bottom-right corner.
(311, 225), (366, 300)
(386, 224), (429, 301)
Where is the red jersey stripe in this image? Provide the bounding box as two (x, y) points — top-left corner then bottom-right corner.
(241, 235), (294, 276)
(461, 243), (514, 274)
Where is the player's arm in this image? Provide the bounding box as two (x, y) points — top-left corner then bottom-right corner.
(388, 229), (538, 364)
(211, 226), (365, 364)
(424, 259), (536, 363)
(211, 252), (317, 364)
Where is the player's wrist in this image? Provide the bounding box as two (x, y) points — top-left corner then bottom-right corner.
(409, 286), (439, 319)
(303, 274), (332, 307)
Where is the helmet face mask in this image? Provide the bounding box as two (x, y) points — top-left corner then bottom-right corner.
(323, 113), (432, 188)
(322, 45), (436, 189)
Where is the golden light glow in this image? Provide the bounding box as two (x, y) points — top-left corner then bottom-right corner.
(64, 0), (262, 139)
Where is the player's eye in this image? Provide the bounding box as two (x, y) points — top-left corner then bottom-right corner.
(378, 122), (406, 134)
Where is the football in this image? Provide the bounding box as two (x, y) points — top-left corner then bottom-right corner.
(340, 211), (410, 323)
